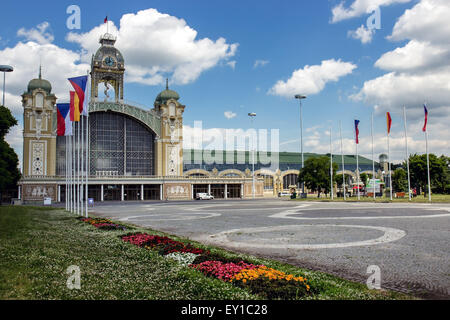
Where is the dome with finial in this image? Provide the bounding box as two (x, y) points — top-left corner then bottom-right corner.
(27, 66), (52, 94)
(155, 78), (180, 104)
(92, 33), (124, 69)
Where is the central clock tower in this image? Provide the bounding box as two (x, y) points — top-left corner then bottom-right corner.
(90, 33), (125, 102)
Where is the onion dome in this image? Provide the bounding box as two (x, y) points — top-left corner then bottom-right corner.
(27, 67), (52, 94)
(155, 79), (179, 104)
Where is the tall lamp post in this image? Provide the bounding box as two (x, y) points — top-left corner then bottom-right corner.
(294, 94), (306, 195)
(0, 65), (14, 106)
(248, 112), (256, 199)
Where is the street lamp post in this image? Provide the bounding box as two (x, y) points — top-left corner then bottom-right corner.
(0, 65), (14, 107)
(294, 94), (306, 196)
(248, 112), (256, 199)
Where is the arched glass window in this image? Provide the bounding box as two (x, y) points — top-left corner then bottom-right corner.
(283, 173), (299, 189)
(257, 174), (274, 190)
(57, 111), (156, 176)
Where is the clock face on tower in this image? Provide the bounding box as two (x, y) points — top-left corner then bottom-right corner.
(104, 56), (115, 67)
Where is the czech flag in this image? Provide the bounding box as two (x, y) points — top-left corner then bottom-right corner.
(56, 103), (72, 136)
(422, 105), (428, 132)
(70, 91), (80, 122)
(386, 112), (392, 134)
(68, 75), (88, 117)
(104, 16), (108, 23)
(354, 119), (360, 144)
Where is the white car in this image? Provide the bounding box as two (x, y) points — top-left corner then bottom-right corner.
(278, 191), (291, 197)
(196, 193), (214, 200)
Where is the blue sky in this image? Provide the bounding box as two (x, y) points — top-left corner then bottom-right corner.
(1, 0), (449, 168)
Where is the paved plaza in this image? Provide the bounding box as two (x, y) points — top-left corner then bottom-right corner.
(91, 199), (450, 299)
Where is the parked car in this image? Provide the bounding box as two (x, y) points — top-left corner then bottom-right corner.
(278, 191), (291, 197)
(196, 193), (214, 200)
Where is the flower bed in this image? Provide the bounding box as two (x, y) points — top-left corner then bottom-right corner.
(190, 261), (263, 282)
(79, 217), (126, 230)
(121, 233), (206, 255)
(230, 266), (311, 299)
(120, 232), (313, 299)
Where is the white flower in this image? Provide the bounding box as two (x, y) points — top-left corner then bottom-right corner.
(165, 252), (199, 266)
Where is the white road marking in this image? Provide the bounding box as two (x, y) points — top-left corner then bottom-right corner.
(207, 224), (406, 249)
(269, 207), (450, 220)
(117, 212), (221, 221)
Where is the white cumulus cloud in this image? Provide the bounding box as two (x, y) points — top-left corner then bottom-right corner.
(331, 0), (412, 23)
(224, 111), (237, 119)
(66, 8), (238, 86)
(268, 59), (357, 98)
(348, 24), (375, 44)
(17, 22), (54, 45)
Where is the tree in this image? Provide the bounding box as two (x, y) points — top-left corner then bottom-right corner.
(408, 153), (447, 196)
(392, 168), (408, 193)
(0, 105), (21, 202)
(298, 156), (338, 197)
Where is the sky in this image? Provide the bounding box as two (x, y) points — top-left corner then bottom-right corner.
(1, 0), (449, 171)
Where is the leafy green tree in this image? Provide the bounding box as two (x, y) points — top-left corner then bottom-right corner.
(298, 156), (338, 197)
(408, 153), (447, 196)
(0, 105), (21, 202)
(392, 168), (408, 193)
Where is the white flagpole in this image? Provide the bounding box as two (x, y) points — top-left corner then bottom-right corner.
(71, 122), (74, 213)
(77, 120), (81, 215)
(65, 135), (68, 211)
(371, 113), (376, 200)
(339, 121), (346, 200)
(80, 116), (84, 217)
(330, 127), (333, 200)
(85, 80), (90, 218)
(387, 127), (393, 200)
(425, 130), (431, 202)
(85, 111), (89, 217)
(403, 106), (411, 201)
(355, 119), (360, 201)
(356, 141), (360, 200)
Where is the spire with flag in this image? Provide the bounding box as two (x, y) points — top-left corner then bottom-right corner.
(386, 112), (393, 200)
(354, 119), (360, 200)
(423, 104), (431, 201)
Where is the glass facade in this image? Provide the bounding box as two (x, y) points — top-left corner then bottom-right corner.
(57, 112), (156, 176)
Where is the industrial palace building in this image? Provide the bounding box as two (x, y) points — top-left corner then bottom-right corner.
(18, 33), (379, 203)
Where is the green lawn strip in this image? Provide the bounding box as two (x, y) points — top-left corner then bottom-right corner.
(0, 206), (415, 300)
(0, 206), (253, 300)
(291, 194), (450, 203)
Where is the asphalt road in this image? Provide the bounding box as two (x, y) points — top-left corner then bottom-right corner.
(90, 199), (450, 299)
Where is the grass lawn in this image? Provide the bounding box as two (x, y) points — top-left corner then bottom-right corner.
(0, 206), (415, 300)
(291, 194), (450, 203)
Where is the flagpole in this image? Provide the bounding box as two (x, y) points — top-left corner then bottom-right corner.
(85, 111), (89, 217)
(339, 121), (346, 200)
(77, 120), (81, 215)
(65, 135), (68, 211)
(330, 126), (333, 200)
(403, 106), (411, 201)
(80, 116), (84, 217)
(425, 129), (431, 202)
(371, 112), (376, 200)
(355, 119), (360, 201)
(85, 77), (90, 218)
(71, 122), (75, 213)
(387, 127), (393, 201)
(356, 141), (360, 200)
